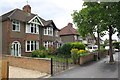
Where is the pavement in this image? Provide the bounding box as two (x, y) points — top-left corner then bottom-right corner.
(51, 52), (120, 79)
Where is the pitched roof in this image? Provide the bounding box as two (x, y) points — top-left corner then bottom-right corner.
(1, 8), (59, 30)
(2, 9), (36, 22)
(59, 23), (79, 36)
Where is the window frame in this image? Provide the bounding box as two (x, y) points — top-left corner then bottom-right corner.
(26, 40), (39, 52)
(44, 27), (53, 36)
(12, 20), (20, 32)
(26, 23), (39, 34)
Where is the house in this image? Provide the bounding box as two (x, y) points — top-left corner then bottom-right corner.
(59, 23), (82, 43)
(1, 5), (60, 57)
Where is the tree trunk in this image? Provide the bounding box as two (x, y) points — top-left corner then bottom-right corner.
(97, 31), (100, 59)
(109, 26), (114, 62)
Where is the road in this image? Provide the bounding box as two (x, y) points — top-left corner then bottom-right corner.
(51, 52), (119, 79)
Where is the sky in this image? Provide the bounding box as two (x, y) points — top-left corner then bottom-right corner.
(0, 0), (119, 41)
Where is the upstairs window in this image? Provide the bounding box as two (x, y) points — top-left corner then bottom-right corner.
(26, 23), (39, 34)
(12, 21), (20, 32)
(44, 27), (53, 36)
(55, 31), (59, 37)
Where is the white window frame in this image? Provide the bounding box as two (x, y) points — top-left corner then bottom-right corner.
(26, 40), (39, 52)
(55, 30), (59, 37)
(44, 27), (53, 36)
(43, 41), (53, 49)
(12, 20), (20, 32)
(26, 23), (39, 34)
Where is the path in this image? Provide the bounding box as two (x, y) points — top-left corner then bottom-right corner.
(51, 52), (119, 78)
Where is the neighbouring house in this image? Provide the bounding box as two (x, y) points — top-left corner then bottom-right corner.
(59, 23), (82, 43)
(82, 35), (104, 45)
(1, 5), (61, 57)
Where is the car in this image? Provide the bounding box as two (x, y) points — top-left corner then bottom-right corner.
(87, 45), (98, 52)
(114, 49), (119, 52)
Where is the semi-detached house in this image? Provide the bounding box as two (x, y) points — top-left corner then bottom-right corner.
(1, 5), (61, 57)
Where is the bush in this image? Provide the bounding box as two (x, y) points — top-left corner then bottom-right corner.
(56, 42), (86, 56)
(47, 45), (57, 55)
(39, 45), (46, 50)
(31, 50), (47, 58)
(72, 42), (86, 50)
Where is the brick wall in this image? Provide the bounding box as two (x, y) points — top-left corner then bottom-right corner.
(79, 54), (94, 65)
(3, 55), (51, 73)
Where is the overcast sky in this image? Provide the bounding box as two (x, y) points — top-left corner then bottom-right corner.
(0, 0), (119, 41)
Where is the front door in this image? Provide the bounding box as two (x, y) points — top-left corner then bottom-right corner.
(11, 41), (21, 56)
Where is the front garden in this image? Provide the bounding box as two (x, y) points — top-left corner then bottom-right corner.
(30, 42), (108, 65)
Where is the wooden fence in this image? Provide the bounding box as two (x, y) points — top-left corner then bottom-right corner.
(0, 60), (9, 80)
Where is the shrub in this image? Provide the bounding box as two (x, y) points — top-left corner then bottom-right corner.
(77, 50), (89, 57)
(31, 50), (47, 58)
(70, 48), (79, 64)
(56, 42), (86, 56)
(72, 42), (86, 50)
(47, 45), (57, 55)
(39, 45), (46, 50)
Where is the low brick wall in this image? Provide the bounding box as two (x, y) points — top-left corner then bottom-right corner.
(0, 60), (9, 80)
(3, 55), (51, 74)
(79, 54), (94, 65)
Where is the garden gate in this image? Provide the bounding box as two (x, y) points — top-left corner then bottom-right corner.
(51, 55), (79, 75)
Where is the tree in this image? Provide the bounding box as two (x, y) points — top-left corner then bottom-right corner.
(72, 2), (120, 63)
(72, 2), (105, 59)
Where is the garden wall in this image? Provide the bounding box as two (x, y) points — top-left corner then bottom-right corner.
(3, 55), (51, 74)
(79, 54), (94, 65)
(0, 60), (9, 80)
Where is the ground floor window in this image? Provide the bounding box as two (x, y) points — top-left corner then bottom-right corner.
(43, 41), (53, 49)
(11, 41), (21, 56)
(26, 40), (39, 52)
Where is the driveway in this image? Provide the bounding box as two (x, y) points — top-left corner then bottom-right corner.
(51, 52), (119, 78)
(9, 66), (49, 78)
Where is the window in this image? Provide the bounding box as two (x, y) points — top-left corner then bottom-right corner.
(44, 27), (53, 36)
(26, 23), (39, 34)
(12, 21), (20, 31)
(55, 31), (59, 37)
(74, 35), (77, 40)
(26, 41), (39, 52)
(43, 41), (53, 49)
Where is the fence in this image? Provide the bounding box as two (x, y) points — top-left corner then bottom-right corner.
(0, 60), (9, 80)
(51, 55), (78, 75)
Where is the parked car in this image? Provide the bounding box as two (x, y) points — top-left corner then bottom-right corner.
(87, 45), (98, 52)
(114, 49), (119, 52)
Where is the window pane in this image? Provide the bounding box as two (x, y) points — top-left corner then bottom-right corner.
(12, 25), (16, 30)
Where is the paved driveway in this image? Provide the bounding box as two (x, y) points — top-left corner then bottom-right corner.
(51, 52), (119, 78)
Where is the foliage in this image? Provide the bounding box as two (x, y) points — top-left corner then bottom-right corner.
(70, 48), (79, 64)
(39, 45), (46, 50)
(72, 2), (120, 62)
(31, 50), (47, 58)
(113, 42), (120, 49)
(47, 45), (57, 55)
(56, 42), (86, 56)
(77, 50), (89, 57)
(72, 42), (86, 50)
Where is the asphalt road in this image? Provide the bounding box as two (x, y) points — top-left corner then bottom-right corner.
(51, 52), (120, 78)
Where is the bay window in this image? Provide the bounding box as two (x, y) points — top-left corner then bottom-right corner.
(26, 23), (39, 34)
(26, 41), (39, 52)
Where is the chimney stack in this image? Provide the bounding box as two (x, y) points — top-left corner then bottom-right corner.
(23, 5), (31, 13)
(67, 23), (73, 27)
